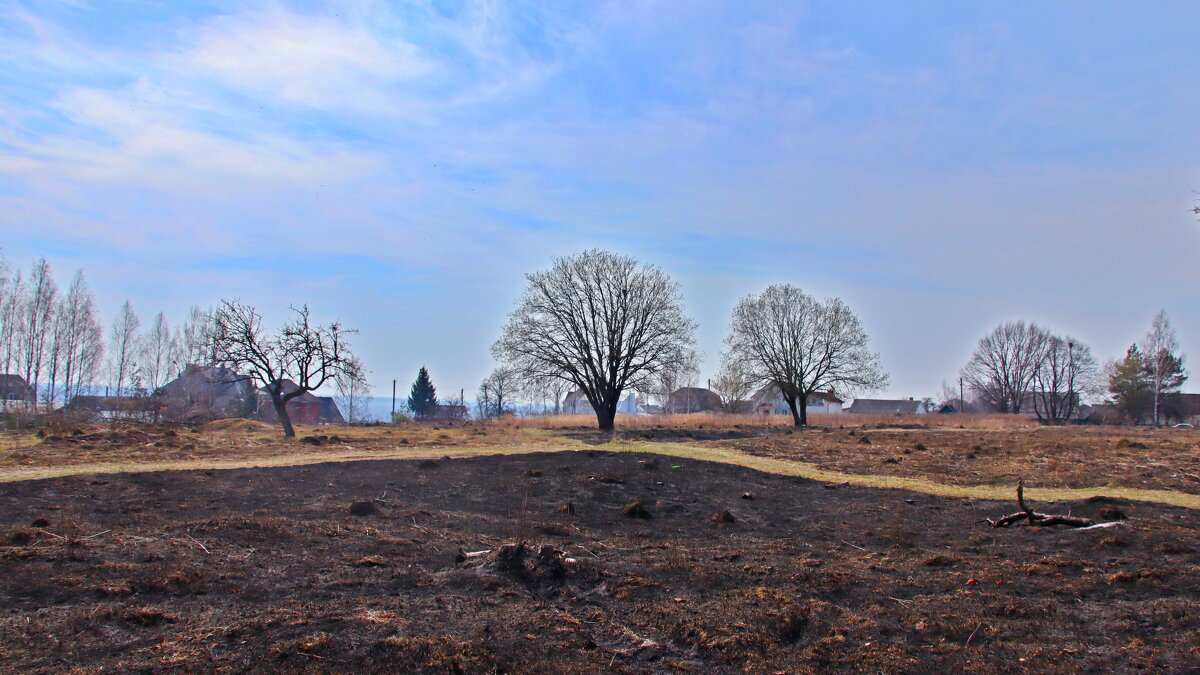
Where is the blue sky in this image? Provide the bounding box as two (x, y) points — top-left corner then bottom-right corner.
(2, 0), (1199, 401)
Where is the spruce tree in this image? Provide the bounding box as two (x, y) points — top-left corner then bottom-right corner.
(407, 366), (438, 418)
(1108, 345), (1153, 424)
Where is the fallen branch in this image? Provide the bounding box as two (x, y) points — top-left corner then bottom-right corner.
(986, 481), (1093, 528)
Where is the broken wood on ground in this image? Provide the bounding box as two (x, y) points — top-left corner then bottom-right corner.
(986, 480), (1095, 528)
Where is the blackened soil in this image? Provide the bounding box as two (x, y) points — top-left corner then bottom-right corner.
(1, 451), (1198, 673)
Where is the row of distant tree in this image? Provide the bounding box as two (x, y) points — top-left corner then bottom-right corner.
(7, 248), (1188, 434)
(955, 312), (1187, 424)
(0, 256), (221, 404)
(0, 256), (373, 436)
(473, 249), (886, 429)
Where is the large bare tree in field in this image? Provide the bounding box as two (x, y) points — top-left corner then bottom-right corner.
(724, 284), (887, 426)
(962, 321), (1050, 413)
(209, 300), (360, 437)
(493, 249), (697, 431)
(1030, 335), (1096, 423)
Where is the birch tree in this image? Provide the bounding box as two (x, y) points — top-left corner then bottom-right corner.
(108, 301), (141, 396)
(17, 259), (58, 400)
(180, 305), (216, 367)
(724, 284), (887, 426)
(1140, 310), (1187, 425)
(140, 312), (181, 391)
(0, 257), (16, 375)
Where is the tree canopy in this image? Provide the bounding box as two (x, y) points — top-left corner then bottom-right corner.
(724, 284), (887, 426)
(493, 249), (697, 430)
(407, 366), (438, 418)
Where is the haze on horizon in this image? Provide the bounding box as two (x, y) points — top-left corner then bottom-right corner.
(2, 1), (1198, 402)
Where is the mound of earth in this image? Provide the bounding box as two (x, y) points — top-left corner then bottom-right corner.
(0, 451), (1197, 673)
(199, 418), (275, 433)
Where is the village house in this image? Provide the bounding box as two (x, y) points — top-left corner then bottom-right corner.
(750, 385), (843, 416)
(562, 390), (641, 415)
(66, 395), (157, 420)
(0, 374), (36, 404)
(846, 398), (929, 415)
(157, 365), (254, 422)
(665, 387), (722, 414)
(257, 380), (345, 425)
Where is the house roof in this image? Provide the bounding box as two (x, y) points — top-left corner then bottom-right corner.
(0, 374), (30, 388)
(1167, 393), (1200, 417)
(259, 380), (320, 404)
(667, 387), (722, 410)
(67, 395), (156, 412)
(846, 398), (925, 415)
(159, 365), (247, 398)
(1079, 403), (1122, 422)
(751, 385), (843, 404)
(317, 397), (345, 424)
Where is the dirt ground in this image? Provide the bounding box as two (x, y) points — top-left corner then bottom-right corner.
(2, 449), (1198, 673)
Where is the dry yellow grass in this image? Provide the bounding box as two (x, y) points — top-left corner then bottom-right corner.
(4, 419), (1196, 511)
(502, 411), (1039, 430)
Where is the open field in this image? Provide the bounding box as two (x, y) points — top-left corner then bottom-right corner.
(1, 418), (1199, 672)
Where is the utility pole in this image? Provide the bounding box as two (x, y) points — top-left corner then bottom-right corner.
(391, 380), (396, 419)
(959, 377), (964, 413)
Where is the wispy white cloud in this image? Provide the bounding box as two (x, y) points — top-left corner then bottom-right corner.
(2, 0), (1199, 397)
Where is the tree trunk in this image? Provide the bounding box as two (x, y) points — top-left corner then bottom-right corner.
(785, 394), (804, 427)
(273, 396), (296, 438)
(595, 405), (616, 431)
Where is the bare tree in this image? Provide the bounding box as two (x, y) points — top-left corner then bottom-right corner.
(140, 312), (182, 392)
(209, 300), (360, 437)
(477, 366), (520, 419)
(1140, 310), (1187, 426)
(962, 321), (1051, 414)
(335, 356), (372, 423)
(179, 305), (216, 367)
(0, 260), (19, 376)
(493, 249), (698, 430)
(724, 284), (887, 426)
(16, 259), (58, 402)
(711, 353), (756, 413)
(108, 300), (141, 397)
(1030, 336), (1096, 423)
(652, 353), (700, 414)
(38, 270), (103, 404)
(517, 373), (570, 415)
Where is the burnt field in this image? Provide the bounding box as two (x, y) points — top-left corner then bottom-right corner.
(2, 449), (1199, 673)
